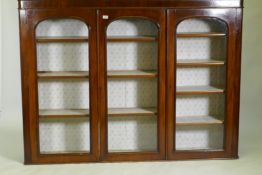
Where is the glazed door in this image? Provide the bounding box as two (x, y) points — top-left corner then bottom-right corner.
(167, 9), (240, 159)
(98, 9), (166, 161)
(20, 9), (99, 164)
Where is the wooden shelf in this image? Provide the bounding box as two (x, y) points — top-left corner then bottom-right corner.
(108, 70), (157, 78)
(39, 107), (157, 119)
(38, 70), (157, 79)
(177, 59), (225, 67)
(36, 36), (89, 43)
(177, 85), (225, 95)
(176, 115), (224, 126)
(107, 36), (157, 42)
(108, 107), (157, 117)
(36, 36), (157, 43)
(108, 149), (156, 153)
(40, 151), (89, 155)
(39, 109), (90, 119)
(177, 32), (226, 38)
(38, 71), (89, 79)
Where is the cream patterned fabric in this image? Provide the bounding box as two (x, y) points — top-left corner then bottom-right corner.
(37, 18), (227, 153)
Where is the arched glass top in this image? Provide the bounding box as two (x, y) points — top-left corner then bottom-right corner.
(177, 18), (227, 33)
(36, 18), (89, 37)
(107, 18), (158, 36)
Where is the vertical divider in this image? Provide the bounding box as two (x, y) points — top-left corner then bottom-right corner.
(97, 10), (108, 160)
(166, 9), (176, 159)
(96, 9), (102, 161)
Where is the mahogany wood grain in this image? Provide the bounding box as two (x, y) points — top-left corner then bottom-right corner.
(18, 0), (243, 164)
(18, 0), (243, 9)
(230, 8), (243, 158)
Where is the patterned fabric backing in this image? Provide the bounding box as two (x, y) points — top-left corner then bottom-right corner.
(37, 18), (227, 153)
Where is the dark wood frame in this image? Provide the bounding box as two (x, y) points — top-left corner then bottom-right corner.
(18, 0), (243, 164)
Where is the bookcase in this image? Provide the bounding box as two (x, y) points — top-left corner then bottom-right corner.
(18, 0), (243, 164)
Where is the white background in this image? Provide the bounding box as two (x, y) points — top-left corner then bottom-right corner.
(0, 0), (2, 115)
(1, 0), (21, 118)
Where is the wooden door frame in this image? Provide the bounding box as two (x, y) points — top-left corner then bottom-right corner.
(166, 8), (241, 160)
(19, 8), (99, 164)
(97, 9), (166, 161)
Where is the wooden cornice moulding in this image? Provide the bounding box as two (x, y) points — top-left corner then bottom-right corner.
(18, 0), (243, 9)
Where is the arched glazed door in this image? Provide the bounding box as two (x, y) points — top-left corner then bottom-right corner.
(167, 9), (239, 160)
(21, 9), (98, 164)
(98, 9), (166, 161)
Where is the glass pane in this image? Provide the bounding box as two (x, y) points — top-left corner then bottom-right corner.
(175, 18), (227, 151)
(36, 19), (90, 154)
(106, 19), (158, 152)
(39, 118), (90, 154)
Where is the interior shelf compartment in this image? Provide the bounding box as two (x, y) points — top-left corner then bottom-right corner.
(39, 107), (157, 119)
(176, 94), (225, 118)
(38, 70), (157, 79)
(176, 85), (225, 95)
(177, 32), (226, 38)
(176, 66), (226, 90)
(37, 42), (89, 72)
(38, 80), (90, 110)
(175, 124), (224, 151)
(108, 115), (157, 152)
(177, 59), (225, 67)
(176, 115), (224, 126)
(36, 36), (89, 43)
(39, 117), (90, 154)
